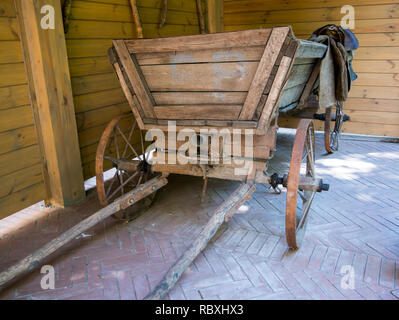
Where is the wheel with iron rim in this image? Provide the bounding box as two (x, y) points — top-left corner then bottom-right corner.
(96, 116), (156, 220)
(285, 119), (316, 249)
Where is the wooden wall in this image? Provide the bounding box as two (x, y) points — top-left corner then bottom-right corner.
(0, 0), (47, 219)
(66, 0), (202, 179)
(0, 0), (202, 218)
(224, 0), (399, 137)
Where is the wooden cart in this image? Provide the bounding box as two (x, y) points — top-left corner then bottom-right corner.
(0, 27), (331, 299)
(95, 27), (330, 297)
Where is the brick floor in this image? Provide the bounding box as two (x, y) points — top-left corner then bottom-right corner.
(0, 129), (398, 300)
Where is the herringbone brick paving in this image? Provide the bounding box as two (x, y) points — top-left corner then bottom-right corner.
(0, 130), (398, 300)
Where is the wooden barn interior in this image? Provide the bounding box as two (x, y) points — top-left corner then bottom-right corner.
(0, 0), (398, 301)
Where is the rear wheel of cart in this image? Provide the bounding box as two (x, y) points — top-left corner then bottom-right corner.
(285, 119), (316, 249)
(95, 116), (157, 221)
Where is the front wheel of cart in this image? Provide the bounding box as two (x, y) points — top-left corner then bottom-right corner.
(285, 119), (317, 249)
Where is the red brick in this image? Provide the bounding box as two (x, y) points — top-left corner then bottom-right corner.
(71, 256), (87, 285)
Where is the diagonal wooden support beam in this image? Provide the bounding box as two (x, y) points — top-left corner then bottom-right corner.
(144, 183), (256, 300)
(113, 40), (156, 119)
(239, 27), (290, 121)
(0, 176), (168, 290)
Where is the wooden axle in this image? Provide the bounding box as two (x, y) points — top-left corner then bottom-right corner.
(0, 176), (168, 289)
(269, 173), (329, 193)
(104, 156), (141, 172)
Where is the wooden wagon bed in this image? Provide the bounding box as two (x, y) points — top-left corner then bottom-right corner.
(108, 26), (327, 134)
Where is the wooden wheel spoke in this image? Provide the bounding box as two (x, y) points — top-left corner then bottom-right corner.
(113, 130), (120, 159)
(137, 172), (144, 187)
(105, 171), (118, 198)
(107, 170), (140, 201)
(140, 129), (146, 161)
(298, 190), (307, 202)
(122, 120), (137, 158)
(297, 192), (315, 230)
(116, 125), (139, 159)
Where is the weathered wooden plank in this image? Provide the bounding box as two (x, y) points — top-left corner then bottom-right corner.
(297, 60), (321, 108)
(71, 73), (120, 95)
(142, 61), (258, 92)
(0, 105), (34, 133)
(0, 182), (46, 219)
(344, 98), (399, 113)
(353, 60), (399, 73)
(66, 39), (113, 59)
(357, 47), (399, 60)
(153, 91), (247, 105)
(125, 28), (272, 53)
(239, 27), (289, 120)
(224, 0), (398, 13)
(0, 163), (43, 199)
(136, 47), (315, 66)
(74, 88), (126, 113)
(0, 125), (37, 155)
(278, 83), (306, 109)
(65, 19), (199, 39)
(344, 109), (399, 126)
(0, 63), (27, 87)
(225, 4), (399, 25)
(113, 40), (156, 118)
(0, 0), (16, 17)
(65, 19), (136, 39)
(78, 115), (133, 148)
(2, 67), (27, 97)
(350, 85), (399, 100)
(341, 121), (399, 137)
(0, 17), (19, 40)
(0, 41), (23, 64)
(284, 63), (315, 89)
(136, 46), (264, 65)
(0, 145), (41, 178)
(353, 73), (399, 87)
(69, 0), (199, 24)
(76, 103), (131, 131)
(154, 105), (242, 120)
(257, 56), (293, 134)
(112, 62), (145, 128)
(225, 19), (399, 34)
(69, 56), (114, 77)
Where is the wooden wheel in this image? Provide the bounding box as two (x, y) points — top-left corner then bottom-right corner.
(285, 119), (316, 249)
(96, 116), (156, 220)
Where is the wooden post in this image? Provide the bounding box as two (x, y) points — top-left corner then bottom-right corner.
(206, 0), (223, 33)
(14, 0), (85, 207)
(144, 183), (255, 300)
(129, 0), (143, 38)
(196, 0), (206, 34)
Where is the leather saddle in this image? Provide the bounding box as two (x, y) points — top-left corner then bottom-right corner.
(311, 24), (359, 51)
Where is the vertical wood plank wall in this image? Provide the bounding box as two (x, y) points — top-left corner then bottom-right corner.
(224, 0), (399, 137)
(66, 0), (202, 179)
(0, 0), (46, 219)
